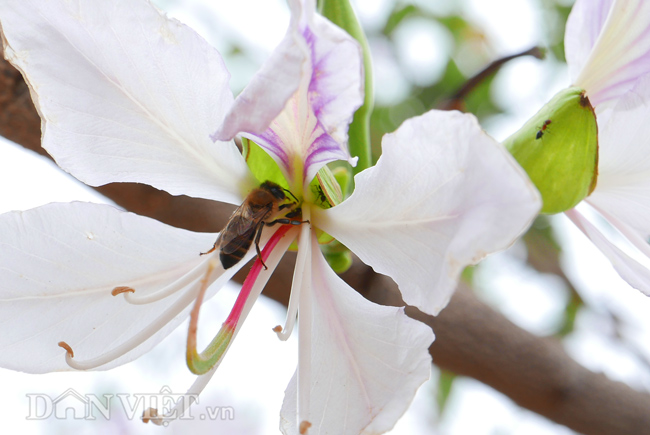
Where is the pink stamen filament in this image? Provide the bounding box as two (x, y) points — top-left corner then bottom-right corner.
(152, 225), (298, 425)
(186, 224), (297, 375)
(226, 224), (293, 328)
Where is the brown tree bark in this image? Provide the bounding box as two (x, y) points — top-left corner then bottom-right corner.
(2, 53), (650, 435)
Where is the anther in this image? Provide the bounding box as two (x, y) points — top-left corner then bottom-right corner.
(142, 407), (164, 425)
(58, 341), (74, 358)
(300, 420), (312, 434)
(111, 286), (135, 296)
(272, 325), (282, 333)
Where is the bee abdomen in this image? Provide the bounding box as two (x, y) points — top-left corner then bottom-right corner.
(220, 240), (253, 269)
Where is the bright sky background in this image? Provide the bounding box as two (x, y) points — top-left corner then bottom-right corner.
(1, 0), (650, 434)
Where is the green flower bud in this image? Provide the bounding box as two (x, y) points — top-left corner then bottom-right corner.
(322, 242), (353, 274)
(503, 87), (598, 214)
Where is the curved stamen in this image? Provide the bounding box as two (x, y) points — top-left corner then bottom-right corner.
(187, 224), (298, 375)
(111, 286), (135, 296)
(275, 207), (312, 340)
(57, 341), (74, 358)
(57, 259), (229, 371)
(297, 223), (314, 431)
(146, 226), (299, 426)
(114, 259), (212, 305)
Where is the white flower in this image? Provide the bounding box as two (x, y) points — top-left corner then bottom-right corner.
(564, 0), (650, 295)
(0, 0), (540, 432)
(567, 0), (650, 107)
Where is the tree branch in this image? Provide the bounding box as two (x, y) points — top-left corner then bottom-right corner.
(1, 54), (649, 435)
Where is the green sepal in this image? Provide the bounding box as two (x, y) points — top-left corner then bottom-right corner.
(503, 87), (598, 214)
(308, 165), (344, 244)
(242, 137), (290, 191)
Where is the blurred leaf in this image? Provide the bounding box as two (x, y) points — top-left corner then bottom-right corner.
(523, 216), (584, 336)
(421, 59), (467, 109)
(461, 265), (476, 285)
(437, 15), (473, 44)
(462, 74), (501, 119)
(437, 369), (456, 415)
(540, 0), (573, 62)
(557, 290), (582, 337)
(384, 4), (420, 35)
(524, 216), (569, 279)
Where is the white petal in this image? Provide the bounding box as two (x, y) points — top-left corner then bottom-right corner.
(0, 202), (235, 373)
(587, 75), (650, 240)
(279, 241), (433, 434)
(567, 0), (650, 106)
(0, 0), (253, 204)
(313, 110), (541, 316)
(212, 0), (308, 142)
(566, 209), (650, 296)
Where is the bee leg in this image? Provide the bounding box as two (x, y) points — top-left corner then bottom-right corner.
(253, 222), (269, 270)
(284, 208), (302, 219)
(253, 218), (310, 270)
(200, 243), (217, 256)
(265, 218), (310, 227)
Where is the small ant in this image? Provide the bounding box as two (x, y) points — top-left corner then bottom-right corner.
(536, 119), (552, 140)
(314, 185), (331, 208)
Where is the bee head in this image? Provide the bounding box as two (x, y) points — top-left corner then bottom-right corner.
(260, 181), (286, 201)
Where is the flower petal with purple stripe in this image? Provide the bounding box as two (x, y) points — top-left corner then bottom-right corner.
(567, 0), (650, 106)
(222, 2), (363, 188)
(306, 15), (364, 146)
(245, 93), (355, 188)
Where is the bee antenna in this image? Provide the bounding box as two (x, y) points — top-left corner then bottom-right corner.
(283, 188), (299, 203)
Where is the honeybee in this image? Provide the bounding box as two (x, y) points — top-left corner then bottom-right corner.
(203, 181), (305, 269)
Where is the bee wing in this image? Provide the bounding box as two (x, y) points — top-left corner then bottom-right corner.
(217, 205), (271, 255)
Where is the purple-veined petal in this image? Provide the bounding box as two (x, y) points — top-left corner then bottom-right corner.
(212, 0), (308, 142)
(245, 96), (356, 190)
(567, 0), (650, 106)
(0, 0), (253, 204)
(586, 74), (650, 239)
(229, 3), (362, 187)
(279, 234), (433, 434)
(0, 202), (248, 373)
(566, 208), (650, 296)
(306, 14), (364, 152)
(313, 110), (541, 316)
